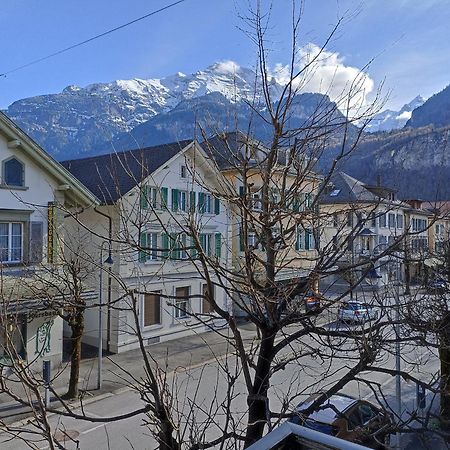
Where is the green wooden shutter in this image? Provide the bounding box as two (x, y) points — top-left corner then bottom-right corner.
(199, 234), (206, 253)
(140, 186), (148, 209)
(139, 232), (147, 262)
(239, 186), (245, 197)
(305, 230), (311, 250)
(214, 198), (220, 215)
(190, 191), (196, 212)
(305, 193), (312, 209)
(239, 228), (245, 252)
(190, 236), (197, 259)
(161, 233), (169, 259)
(198, 192), (205, 213)
(169, 233), (177, 259)
(215, 233), (222, 258)
(172, 189), (179, 212)
(160, 187), (168, 209)
(293, 195), (299, 212)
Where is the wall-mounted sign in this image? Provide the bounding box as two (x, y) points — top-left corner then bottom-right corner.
(47, 202), (54, 263)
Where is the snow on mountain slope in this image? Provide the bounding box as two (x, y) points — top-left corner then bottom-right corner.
(5, 61), (264, 158)
(365, 95), (425, 133)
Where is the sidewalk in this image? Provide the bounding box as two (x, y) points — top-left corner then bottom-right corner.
(0, 321), (260, 420)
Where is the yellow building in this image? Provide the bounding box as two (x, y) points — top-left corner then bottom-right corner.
(202, 132), (322, 315)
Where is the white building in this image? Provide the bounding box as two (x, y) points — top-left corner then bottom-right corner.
(0, 112), (97, 367)
(63, 140), (230, 353)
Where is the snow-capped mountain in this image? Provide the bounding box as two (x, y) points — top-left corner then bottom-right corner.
(5, 62), (264, 159)
(365, 95), (425, 133)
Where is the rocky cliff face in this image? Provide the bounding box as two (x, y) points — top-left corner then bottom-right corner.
(5, 62), (265, 159)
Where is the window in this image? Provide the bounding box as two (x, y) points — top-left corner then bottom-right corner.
(248, 232), (258, 249)
(296, 227), (315, 251)
(140, 186), (167, 210)
(252, 193), (262, 211)
(3, 158), (24, 187)
(174, 286), (189, 319)
(198, 193), (214, 214)
(180, 165), (187, 178)
(0, 222), (22, 263)
(346, 212), (353, 227)
(178, 233), (189, 259)
(200, 233), (213, 256)
(305, 229), (314, 250)
(202, 284), (215, 313)
(139, 232), (158, 262)
(388, 213), (396, 229)
(143, 292), (161, 326)
(396, 214), (404, 229)
(171, 189), (188, 212)
(412, 218), (427, 232)
(379, 213), (387, 228)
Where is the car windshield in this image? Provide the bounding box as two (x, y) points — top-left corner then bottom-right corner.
(342, 302), (365, 310)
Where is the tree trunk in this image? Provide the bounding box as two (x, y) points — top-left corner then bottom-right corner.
(158, 420), (180, 450)
(63, 311), (84, 399)
(244, 330), (275, 447)
(440, 324), (450, 434)
(404, 259), (411, 295)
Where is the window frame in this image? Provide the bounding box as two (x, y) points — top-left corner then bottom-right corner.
(0, 222), (23, 263)
(142, 292), (162, 327)
(2, 157), (25, 188)
(174, 286), (190, 319)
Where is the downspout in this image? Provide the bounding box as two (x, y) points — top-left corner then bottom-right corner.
(94, 207), (113, 353)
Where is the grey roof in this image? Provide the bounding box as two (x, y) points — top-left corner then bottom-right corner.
(321, 172), (380, 204)
(62, 141), (192, 204)
(201, 131), (291, 170)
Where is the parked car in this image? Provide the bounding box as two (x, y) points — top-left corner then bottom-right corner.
(338, 301), (378, 323)
(427, 277), (448, 294)
(289, 393), (392, 449)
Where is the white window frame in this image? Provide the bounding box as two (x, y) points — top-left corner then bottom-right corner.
(147, 232), (158, 261)
(0, 222), (23, 263)
(178, 190), (188, 212)
(180, 165), (187, 179)
(174, 287), (190, 319)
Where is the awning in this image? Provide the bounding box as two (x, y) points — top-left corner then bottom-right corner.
(357, 228), (377, 236)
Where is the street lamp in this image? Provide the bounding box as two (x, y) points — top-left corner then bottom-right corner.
(98, 241), (113, 390)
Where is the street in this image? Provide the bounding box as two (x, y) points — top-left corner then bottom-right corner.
(0, 306), (441, 450)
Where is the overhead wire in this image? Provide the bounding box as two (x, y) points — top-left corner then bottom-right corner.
(0, 0), (187, 78)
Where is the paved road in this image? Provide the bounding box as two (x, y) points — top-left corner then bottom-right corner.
(0, 318), (440, 450)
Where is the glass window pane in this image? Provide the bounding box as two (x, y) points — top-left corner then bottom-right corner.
(4, 158), (24, 186)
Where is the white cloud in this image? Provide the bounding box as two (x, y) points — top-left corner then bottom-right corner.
(270, 43), (375, 116)
(396, 110), (412, 121)
(213, 60), (241, 74)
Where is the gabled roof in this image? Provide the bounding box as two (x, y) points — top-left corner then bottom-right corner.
(201, 131), (318, 176)
(321, 172), (381, 204)
(62, 140), (192, 204)
(0, 112), (98, 206)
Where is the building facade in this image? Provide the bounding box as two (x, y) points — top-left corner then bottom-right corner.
(64, 141), (230, 353)
(0, 112), (97, 367)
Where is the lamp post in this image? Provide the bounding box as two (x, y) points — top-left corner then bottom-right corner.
(98, 241), (113, 391)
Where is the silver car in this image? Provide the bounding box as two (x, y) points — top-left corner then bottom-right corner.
(338, 301), (378, 323)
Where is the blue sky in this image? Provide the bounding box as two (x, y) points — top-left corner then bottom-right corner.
(0, 0), (448, 110)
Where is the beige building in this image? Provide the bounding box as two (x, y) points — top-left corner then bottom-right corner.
(203, 132), (322, 315)
(320, 172), (437, 288)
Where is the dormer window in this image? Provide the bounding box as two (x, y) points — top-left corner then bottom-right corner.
(3, 157), (24, 187)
